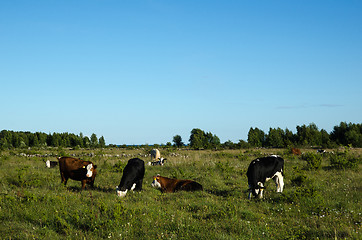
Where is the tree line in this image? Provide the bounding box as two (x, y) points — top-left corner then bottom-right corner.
(1, 122), (361, 150)
(188, 122), (362, 149)
(0, 131), (105, 150)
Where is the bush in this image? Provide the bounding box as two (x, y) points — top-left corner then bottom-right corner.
(113, 161), (126, 173)
(329, 150), (360, 169)
(301, 152), (322, 170)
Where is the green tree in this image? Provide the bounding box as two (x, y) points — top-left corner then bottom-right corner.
(91, 134), (98, 148)
(83, 136), (91, 148)
(189, 128), (205, 149)
(99, 136), (106, 148)
(266, 128), (284, 147)
(205, 132), (220, 149)
(296, 123), (321, 146)
(173, 135), (184, 147)
(189, 129), (220, 149)
(284, 128), (296, 147)
(320, 129), (331, 148)
(247, 127), (265, 147)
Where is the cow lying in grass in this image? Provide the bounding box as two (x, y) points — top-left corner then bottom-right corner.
(148, 157), (167, 166)
(151, 175), (203, 193)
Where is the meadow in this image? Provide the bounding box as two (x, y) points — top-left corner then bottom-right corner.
(0, 147), (360, 239)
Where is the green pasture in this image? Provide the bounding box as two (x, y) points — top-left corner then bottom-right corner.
(0, 148), (360, 239)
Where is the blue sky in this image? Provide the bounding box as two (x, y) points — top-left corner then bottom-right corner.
(1, 1), (361, 145)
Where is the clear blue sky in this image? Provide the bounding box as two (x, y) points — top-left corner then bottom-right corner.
(1, 1), (361, 145)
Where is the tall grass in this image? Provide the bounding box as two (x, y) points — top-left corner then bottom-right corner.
(0, 148), (361, 239)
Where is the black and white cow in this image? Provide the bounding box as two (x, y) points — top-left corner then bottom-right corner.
(148, 157), (167, 166)
(116, 158), (145, 198)
(247, 155), (284, 199)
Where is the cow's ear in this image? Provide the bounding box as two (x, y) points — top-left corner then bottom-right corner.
(93, 165), (97, 169)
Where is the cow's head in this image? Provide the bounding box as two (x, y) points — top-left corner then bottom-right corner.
(159, 158), (167, 166)
(248, 183), (265, 199)
(116, 183), (136, 198)
(84, 163), (97, 178)
(116, 186), (128, 198)
(151, 175), (162, 189)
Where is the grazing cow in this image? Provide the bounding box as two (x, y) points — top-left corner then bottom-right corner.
(151, 175), (203, 193)
(150, 149), (161, 161)
(317, 149), (326, 154)
(247, 155), (284, 199)
(57, 157), (97, 190)
(291, 147), (301, 155)
(116, 158), (145, 198)
(45, 160), (58, 168)
(148, 157), (167, 166)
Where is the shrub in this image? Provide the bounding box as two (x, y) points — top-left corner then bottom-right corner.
(329, 150), (360, 169)
(301, 152), (322, 170)
(113, 161), (126, 173)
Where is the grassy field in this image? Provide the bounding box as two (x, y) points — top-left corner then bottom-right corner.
(0, 147), (361, 239)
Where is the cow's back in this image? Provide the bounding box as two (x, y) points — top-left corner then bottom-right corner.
(58, 156), (95, 181)
(119, 158), (145, 188)
(176, 180), (203, 192)
(247, 156), (284, 183)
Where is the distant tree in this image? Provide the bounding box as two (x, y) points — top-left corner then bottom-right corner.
(330, 122), (348, 145)
(223, 140), (235, 149)
(247, 127), (265, 147)
(284, 128), (296, 147)
(332, 122), (362, 147)
(237, 139), (250, 149)
(83, 136), (91, 148)
(205, 132), (220, 149)
(189, 129), (205, 149)
(37, 132), (47, 146)
(99, 136), (106, 148)
(320, 129), (332, 148)
(90, 134), (98, 148)
(266, 128), (284, 148)
(173, 135), (184, 147)
(29, 134), (39, 147)
(296, 123), (321, 146)
(189, 128), (220, 149)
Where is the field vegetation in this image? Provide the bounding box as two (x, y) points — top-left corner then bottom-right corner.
(0, 147), (361, 239)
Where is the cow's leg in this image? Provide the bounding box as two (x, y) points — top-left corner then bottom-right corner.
(81, 180), (86, 190)
(273, 172), (284, 192)
(259, 188), (264, 198)
(135, 179), (143, 191)
(257, 182), (264, 199)
(61, 174), (69, 186)
(130, 183), (136, 191)
(248, 185), (253, 199)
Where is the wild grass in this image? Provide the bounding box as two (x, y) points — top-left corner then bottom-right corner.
(0, 148), (361, 239)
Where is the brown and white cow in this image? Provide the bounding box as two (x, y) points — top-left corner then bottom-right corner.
(151, 175), (203, 193)
(57, 157), (97, 190)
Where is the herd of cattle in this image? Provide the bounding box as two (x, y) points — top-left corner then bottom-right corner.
(47, 149), (285, 199)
